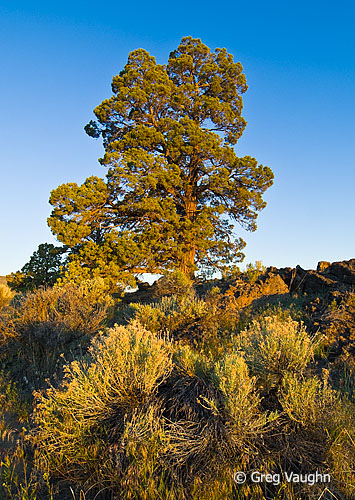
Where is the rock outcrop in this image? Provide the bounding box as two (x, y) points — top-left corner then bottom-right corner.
(224, 272), (289, 309)
(276, 259), (355, 295)
(123, 259), (355, 312)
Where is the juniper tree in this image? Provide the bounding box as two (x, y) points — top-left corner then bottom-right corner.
(48, 37), (273, 285)
(7, 243), (66, 291)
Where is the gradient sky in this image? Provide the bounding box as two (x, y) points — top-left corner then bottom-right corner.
(1, 0), (354, 276)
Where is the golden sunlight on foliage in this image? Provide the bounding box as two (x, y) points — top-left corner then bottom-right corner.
(0, 283), (15, 309)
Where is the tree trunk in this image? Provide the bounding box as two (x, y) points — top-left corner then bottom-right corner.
(179, 196), (197, 278)
(180, 245), (196, 278)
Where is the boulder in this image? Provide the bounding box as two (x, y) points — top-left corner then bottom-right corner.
(297, 268), (339, 295)
(228, 272), (289, 309)
(322, 259), (355, 285)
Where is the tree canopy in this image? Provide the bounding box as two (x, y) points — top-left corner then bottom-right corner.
(7, 243), (66, 292)
(48, 37), (273, 287)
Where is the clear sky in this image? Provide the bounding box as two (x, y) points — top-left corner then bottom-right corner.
(1, 0), (354, 276)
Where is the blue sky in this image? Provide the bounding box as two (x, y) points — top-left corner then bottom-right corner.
(1, 1), (354, 276)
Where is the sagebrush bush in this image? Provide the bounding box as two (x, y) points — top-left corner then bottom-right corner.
(235, 315), (321, 389)
(173, 343), (212, 379)
(154, 270), (195, 299)
(18, 277), (113, 334)
(33, 322), (174, 494)
(132, 294), (220, 345)
(0, 278), (114, 390)
(33, 319), (276, 499)
(280, 371), (337, 428)
(326, 400), (355, 499)
(211, 352), (269, 442)
(0, 283), (15, 309)
(324, 292), (355, 357)
(2, 286), (353, 500)
(230, 316), (355, 500)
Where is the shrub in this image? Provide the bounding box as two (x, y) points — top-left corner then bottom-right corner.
(132, 295), (220, 346)
(280, 371), (337, 428)
(324, 292), (355, 357)
(33, 320), (275, 499)
(327, 400), (355, 499)
(31, 312), (355, 500)
(209, 352), (271, 459)
(0, 283), (15, 309)
(33, 322), (173, 496)
(235, 315), (321, 390)
(154, 270), (195, 299)
(18, 278), (113, 335)
(173, 343), (212, 380)
(274, 371), (355, 499)
(0, 279), (114, 390)
(244, 260), (266, 284)
(0, 370), (31, 423)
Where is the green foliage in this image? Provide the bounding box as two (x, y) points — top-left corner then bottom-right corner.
(131, 294), (220, 345)
(210, 352), (270, 445)
(7, 243), (66, 292)
(33, 322), (174, 495)
(280, 371), (336, 427)
(1, 276), (355, 499)
(33, 321), (258, 498)
(0, 370), (31, 423)
(324, 292), (355, 357)
(244, 260), (266, 284)
(0, 279), (114, 390)
(48, 37), (273, 283)
(173, 343), (212, 380)
(235, 315), (321, 389)
(0, 448), (38, 500)
(154, 270), (195, 299)
(31, 310), (355, 499)
(16, 278), (113, 333)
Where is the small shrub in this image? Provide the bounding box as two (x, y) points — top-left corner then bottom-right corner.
(0, 370), (31, 423)
(0, 284), (15, 309)
(0, 279), (114, 391)
(245, 260), (266, 284)
(115, 405), (182, 500)
(132, 295), (219, 345)
(211, 352), (270, 442)
(235, 315), (321, 389)
(327, 400), (355, 499)
(33, 321), (275, 498)
(324, 292), (355, 357)
(280, 371), (337, 428)
(173, 343), (211, 380)
(154, 270), (195, 299)
(18, 278), (113, 335)
(276, 371), (355, 499)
